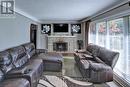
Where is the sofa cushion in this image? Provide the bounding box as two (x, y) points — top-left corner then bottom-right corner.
(22, 43), (36, 58)
(0, 51), (14, 74)
(86, 44), (94, 53)
(91, 45), (100, 56)
(80, 60), (90, 69)
(8, 46), (28, 68)
(94, 57), (106, 64)
(87, 44), (100, 57)
(83, 54), (93, 59)
(74, 53), (86, 60)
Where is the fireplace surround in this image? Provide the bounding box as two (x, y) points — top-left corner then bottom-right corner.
(53, 42), (68, 51)
(48, 36), (76, 52)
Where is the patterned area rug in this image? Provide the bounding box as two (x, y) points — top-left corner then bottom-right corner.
(37, 75), (94, 87)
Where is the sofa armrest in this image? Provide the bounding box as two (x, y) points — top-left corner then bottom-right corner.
(5, 67), (33, 80)
(75, 49), (86, 53)
(85, 51), (92, 56)
(36, 49), (48, 54)
(7, 67), (26, 74)
(90, 62), (112, 71)
(76, 49), (92, 56)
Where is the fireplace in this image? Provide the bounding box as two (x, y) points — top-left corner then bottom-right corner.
(48, 36), (76, 52)
(53, 42), (68, 51)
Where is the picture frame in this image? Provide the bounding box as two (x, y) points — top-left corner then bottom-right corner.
(71, 24), (81, 34)
(41, 24), (51, 34)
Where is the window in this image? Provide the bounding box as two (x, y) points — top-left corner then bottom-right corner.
(124, 16), (130, 82)
(108, 18), (124, 50)
(108, 18), (126, 80)
(96, 22), (107, 47)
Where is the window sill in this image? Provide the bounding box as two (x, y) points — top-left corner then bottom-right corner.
(114, 72), (130, 87)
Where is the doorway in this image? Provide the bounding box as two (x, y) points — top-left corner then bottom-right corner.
(30, 24), (38, 48)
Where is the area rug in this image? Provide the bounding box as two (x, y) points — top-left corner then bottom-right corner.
(37, 75), (94, 87)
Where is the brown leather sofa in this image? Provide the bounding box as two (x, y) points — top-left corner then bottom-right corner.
(0, 43), (44, 87)
(22, 43), (63, 72)
(74, 44), (119, 83)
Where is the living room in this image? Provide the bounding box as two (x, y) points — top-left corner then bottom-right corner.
(0, 0), (130, 87)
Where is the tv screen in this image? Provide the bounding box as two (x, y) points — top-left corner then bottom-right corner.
(53, 24), (68, 32)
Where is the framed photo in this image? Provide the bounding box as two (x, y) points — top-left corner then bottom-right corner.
(71, 24), (81, 34)
(41, 24), (51, 34)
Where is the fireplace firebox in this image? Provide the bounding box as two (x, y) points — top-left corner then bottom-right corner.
(53, 42), (68, 51)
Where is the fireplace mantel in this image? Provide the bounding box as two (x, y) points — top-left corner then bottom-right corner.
(48, 36), (76, 38)
(47, 35), (76, 52)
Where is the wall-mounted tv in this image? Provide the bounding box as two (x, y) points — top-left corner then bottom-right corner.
(53, 24), (68, 33)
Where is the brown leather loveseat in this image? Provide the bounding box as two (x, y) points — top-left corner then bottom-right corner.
(0, 43), (44, 87)
(74, 44), (119, 83)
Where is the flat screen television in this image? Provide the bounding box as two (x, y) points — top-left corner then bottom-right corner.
(53, 24), (68, 33)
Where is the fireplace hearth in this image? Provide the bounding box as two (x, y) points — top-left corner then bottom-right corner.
(53, 42), (68, 51)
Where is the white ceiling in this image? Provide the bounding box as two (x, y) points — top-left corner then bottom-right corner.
(15, 0), (124, 22)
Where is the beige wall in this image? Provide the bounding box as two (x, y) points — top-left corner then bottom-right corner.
(0, 13), (41, 51)
(39, 23), (83, 49)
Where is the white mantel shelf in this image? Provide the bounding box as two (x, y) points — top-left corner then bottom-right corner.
(47, 35), (77, 52)
(48, 36), (76, 38)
